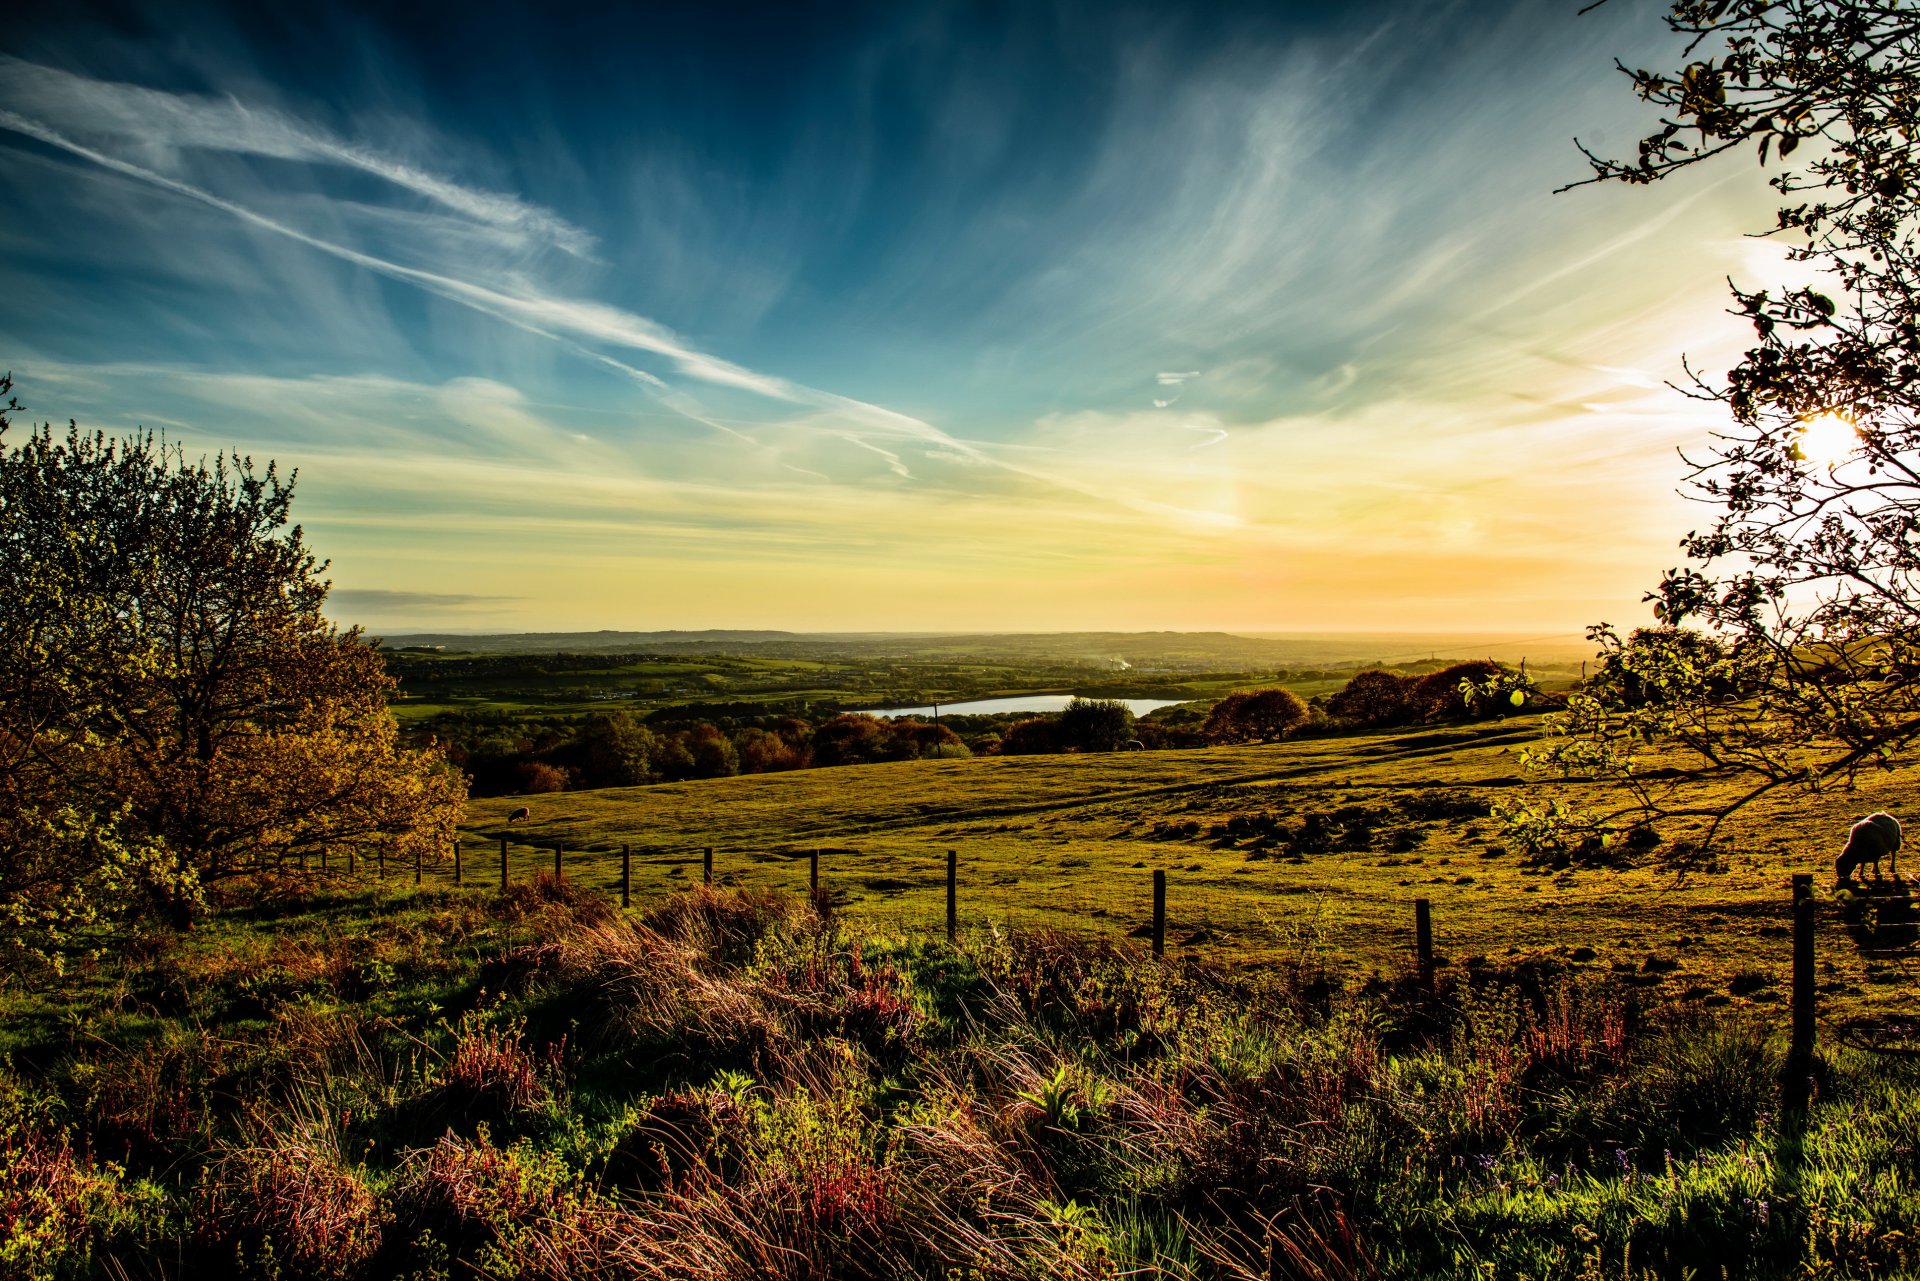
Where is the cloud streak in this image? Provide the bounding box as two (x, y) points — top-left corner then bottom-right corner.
(0, 54), (595, 257)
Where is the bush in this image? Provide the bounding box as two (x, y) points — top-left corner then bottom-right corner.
(999, 717), (1064, 755)
(1057, 698), (1136, 752)
(1409, 661), (1509, 721)
(1202, 688), (1310, 743)
(511, 761), (570, 794)
(1327, 669), (1420, 727)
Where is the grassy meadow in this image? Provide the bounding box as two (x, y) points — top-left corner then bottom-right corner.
(465, 715), (1920, 1034)
(7, 714), (1920, 1278)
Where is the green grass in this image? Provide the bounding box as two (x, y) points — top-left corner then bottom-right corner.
(5, 877), (1919, 1278)
(7, 715), (1919, 1277)
(459, 714), (1920, 1030)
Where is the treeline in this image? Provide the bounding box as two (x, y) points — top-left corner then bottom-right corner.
(436, 712), (971, 797)
(1322, 659), (1529, 727)
(430, 660), (1532, 797)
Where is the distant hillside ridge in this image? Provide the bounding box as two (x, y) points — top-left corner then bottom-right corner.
(370, 628), (1596, 666)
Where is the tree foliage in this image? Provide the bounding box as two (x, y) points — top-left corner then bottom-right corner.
(0, 391), (464, 945)
(1202, 688), (1310, 743)
(1535, 0), (1920, 841)
(1327, 669), (1421, 727)
(1056, 697), (1136, 752)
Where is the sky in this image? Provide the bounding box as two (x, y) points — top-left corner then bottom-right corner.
(0, 0), (1800, 636)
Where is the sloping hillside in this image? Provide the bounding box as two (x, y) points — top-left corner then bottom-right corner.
(463, 718), (1920, 1025)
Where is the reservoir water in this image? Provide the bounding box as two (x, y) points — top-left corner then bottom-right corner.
(857, 694), (1189, 719)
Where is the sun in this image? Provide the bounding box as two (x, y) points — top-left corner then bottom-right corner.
(1795, 412), (1860, 468)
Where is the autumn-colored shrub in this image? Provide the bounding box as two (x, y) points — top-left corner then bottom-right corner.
(510, 760), (570, 794)
(198, 1129), (382, 1277)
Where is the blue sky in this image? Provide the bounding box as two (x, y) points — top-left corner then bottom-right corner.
(0, 0), (1793, 634)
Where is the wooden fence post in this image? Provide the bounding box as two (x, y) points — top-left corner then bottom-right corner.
(811, 848), (820, 894)
(453, 841), (462, 885)
(1787, 875), (1817, 1110)
(621, 844), (631, 909)
(553, 845), (562, 881)
(298, 850), (306, 875)
(348, 845), (356, 877)
(1152, 869), (1166, 958)
(947, 849), (958, 945)
(499, 835), (508, 892)
(1415, 898), (1434, 989)
(415, 845), (422, 887)
(320, 846), (328, 876)
(704, 846), (714, 887)
(378, 847), (385, 878)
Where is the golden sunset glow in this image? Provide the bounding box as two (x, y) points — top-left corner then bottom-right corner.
(0, 7), (1787, 635)
(1796, 412), (1860, 468)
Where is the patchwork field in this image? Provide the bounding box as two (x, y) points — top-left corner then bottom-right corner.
(456, 715), (1920, 1033)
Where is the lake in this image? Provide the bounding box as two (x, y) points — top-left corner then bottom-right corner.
(856, 694), (1189, 719)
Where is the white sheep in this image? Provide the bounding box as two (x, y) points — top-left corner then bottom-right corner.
(1836, 811), (1901, 884)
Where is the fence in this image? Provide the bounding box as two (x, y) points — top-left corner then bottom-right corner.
(305, 836), (1825, 1104)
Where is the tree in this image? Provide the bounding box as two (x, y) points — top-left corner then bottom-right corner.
(810, 714), (893, 766)
(999, 717), (1065, 755)
(1202, 688), (1310, 743)
(1056, 697), (1135, 752)
(573, 712), (662, 787)
(1327, 669), (1420, 727)
(1409, 661), (1515, 722)
(1534, 0), (1920, 842)
(0, 398), (465, 930)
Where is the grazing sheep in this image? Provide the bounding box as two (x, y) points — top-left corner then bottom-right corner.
(508, 805), (532, 824)
(1837, 811), (1901, 884)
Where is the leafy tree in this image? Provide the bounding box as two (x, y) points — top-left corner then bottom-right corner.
(681, 724), (741, 777)
(1202, 688), (1310, 743)
(999, 717), (1065, 755)
(810, 714), (894, 767)
(888, 718), (969, 759)
(573, 712), (661, 787)
(0, 395), (465, 929)
(1532, 0), (1920, 840)
(511, 760), (571, 794)
(734, 727), (808, 773)
(1409, 661), (1514, 722)
(1327, 669), (1420, 727)
(1056, 697), (1135, 752)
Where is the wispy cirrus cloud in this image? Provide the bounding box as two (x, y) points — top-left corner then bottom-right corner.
(0, 56), (1254, 531)
(0, 53), (595, 257)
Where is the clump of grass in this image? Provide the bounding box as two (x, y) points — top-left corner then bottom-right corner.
(197, 1123), (382, 1278)
(0, 1080), (137, 1277)
(429, 1013), (557, 1124)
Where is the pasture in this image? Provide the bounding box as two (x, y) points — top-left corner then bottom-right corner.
(8, 714), (1920, 1277)
(463, 715), (1920, 1035)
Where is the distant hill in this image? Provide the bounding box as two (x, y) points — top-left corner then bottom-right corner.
(375, 629), (811, 653)
(372, 628), (1594, 668)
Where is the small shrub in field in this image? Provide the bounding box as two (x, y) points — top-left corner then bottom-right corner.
(0, 1088), (129, 1277)
(432, 1015), (554, 1123)
(73, 1027), (224, 1163)
(745, 1086), (897, 1236)
(604, 1088), (749, 1189)
(1615, 1015), (1779, 1157)
(390, 1129), (598, 1264)
(642, 885), (810, 971)
(491, 873), (616, 927)
(198, 1131), (382, 1278)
